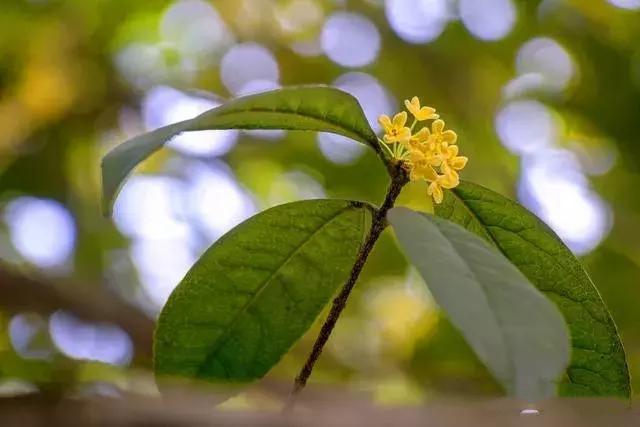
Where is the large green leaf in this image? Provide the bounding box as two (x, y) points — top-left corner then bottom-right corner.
(101, 86), (378, 215)
(435, 181), (630, 398)
(388, 207), (570, 401)
(154, 199), (370, 385)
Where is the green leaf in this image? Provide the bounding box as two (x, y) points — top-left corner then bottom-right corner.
(435, 181), (631, 398)
(154, 199), (370, 386)
(101, 86), (378, 216)
(388, 207), (570, 401)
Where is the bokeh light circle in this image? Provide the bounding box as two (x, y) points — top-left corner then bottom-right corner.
(220, 42), (279, 95)
(495, 100), (557, 155)
(516, 37), (574, 92)
(459, 0), (517, 41)
(519, 150), (612, 254)
(608, 0), (640, 10)
(49, 311), (133, 366)
(321, 12), (381, 68)
(4, 197), (76, 269)
(385, 0), (450, 44)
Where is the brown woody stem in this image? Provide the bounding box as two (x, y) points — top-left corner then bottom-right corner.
(288, 162), (409, 402)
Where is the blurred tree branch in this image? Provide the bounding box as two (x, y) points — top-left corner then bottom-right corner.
(0, 263), (153, 362)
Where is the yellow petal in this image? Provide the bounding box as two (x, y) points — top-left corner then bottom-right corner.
(397, 127), (411, 141)
(393, 111), (408, 128)
(426, 135), (438, 151)
(404, 100), (413, 115)
(427, 155), (442, 167)
(442, 129), (457, 144)
(439, 168), (460, 189)
(378, 115), (392, 133)
(416, 106), (437, 121)
(446, 145), (459, 157)
(411, 127), (431, 142)
(428, 182), (444, 204)
(409, 149), (425, 163)
(423, 165), (438, 181)
(404, 96), (420, 114)
(432, 119), (445, 134)
(450, 156), (468, 171)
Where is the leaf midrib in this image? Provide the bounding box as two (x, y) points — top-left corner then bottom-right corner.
(197, 205), (360, 378)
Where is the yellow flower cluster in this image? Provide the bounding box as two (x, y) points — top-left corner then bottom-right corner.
(378, 97), (468, 204)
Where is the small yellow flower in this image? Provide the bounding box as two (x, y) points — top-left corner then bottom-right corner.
(429, 119), (457, 150)
(427, 173), (459, 204)
(442, 145), (468, 172)
(409, 127), (430, 144)
(407, 150), (438, 182)
(407, 138), (441, 168)
(377, 97), (466, 205)
(404, 96), (439, 121)
(378, 112), (411, 144)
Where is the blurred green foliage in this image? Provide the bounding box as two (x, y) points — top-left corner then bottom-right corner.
(1, 0), (640, 403)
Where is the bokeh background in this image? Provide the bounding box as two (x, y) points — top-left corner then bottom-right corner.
(1, 0), (640, 404)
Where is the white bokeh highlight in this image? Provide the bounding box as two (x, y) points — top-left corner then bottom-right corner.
(495, 100), (557, 155)
(519, 150), (612, 255)
(160, 0), (233, 63)
(115, 44), (168, 90)
(49, 311), (133, 366)
(113, 175), (190, 240)
(130, 238), (197, 308)
(4, 197), (76, 269)
(608, 0), (640, 10)
(276, 0), (324, 34)
(459, 0), (516, 41)
(183, 163), (256, 241)
(321, 12), (381, 68)
(515, 37), (575, 93)
(113, 162), (255, 309)
(115, 1), (233, 89)
(220, 43), (280, 94)
(385, 0), (451, 44)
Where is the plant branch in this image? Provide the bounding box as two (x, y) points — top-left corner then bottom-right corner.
(289, 162), (409, 400)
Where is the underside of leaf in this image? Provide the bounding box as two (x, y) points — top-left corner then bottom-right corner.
(435, 181), (630, 398)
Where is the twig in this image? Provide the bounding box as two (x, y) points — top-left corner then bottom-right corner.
(289, 162), (409, 402)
